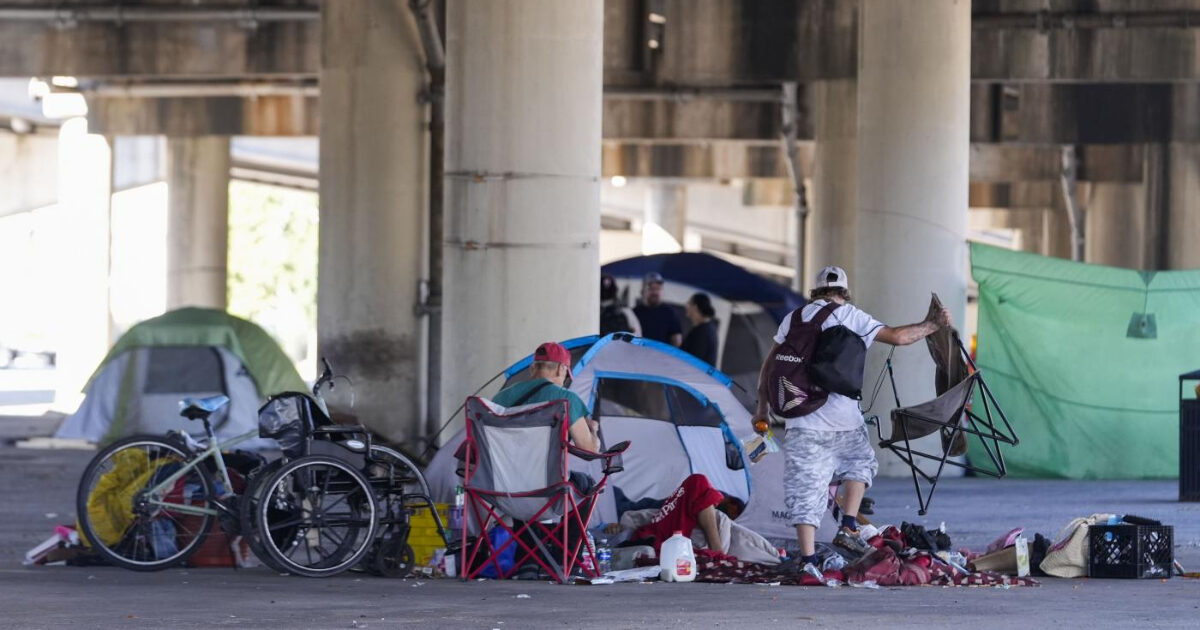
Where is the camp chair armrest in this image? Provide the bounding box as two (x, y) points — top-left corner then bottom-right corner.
(568, 440), (630, 475)
(567, 440), (630, 461)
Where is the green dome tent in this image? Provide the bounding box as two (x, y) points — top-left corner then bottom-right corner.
(55, 308), (306, 447)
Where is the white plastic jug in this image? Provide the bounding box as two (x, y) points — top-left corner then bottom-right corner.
(658, 531), (697, 582)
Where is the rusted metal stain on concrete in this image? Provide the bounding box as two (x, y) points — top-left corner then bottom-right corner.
(319, 329), (415, 382)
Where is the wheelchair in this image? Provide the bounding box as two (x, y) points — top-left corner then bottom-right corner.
(243, 359), (452, 578)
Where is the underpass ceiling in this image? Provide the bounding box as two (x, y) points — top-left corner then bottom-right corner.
(0, 1), (1195, 188)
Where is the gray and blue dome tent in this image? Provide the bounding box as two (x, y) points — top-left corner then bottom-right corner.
(426, 333), (818, 544)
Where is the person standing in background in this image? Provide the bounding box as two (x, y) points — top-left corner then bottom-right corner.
(633, 272), (682, 347)
(600, 274), (642, 336)
(681, 292), (718, 365)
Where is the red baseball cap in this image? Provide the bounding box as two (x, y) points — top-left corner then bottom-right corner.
(534, 342), (573, 379)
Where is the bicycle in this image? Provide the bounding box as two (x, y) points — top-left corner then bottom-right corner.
(75, 395), (260, 571)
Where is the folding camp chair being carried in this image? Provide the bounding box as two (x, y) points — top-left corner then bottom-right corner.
(459, 396), (629, 583)
(870, 295), (1019, 515)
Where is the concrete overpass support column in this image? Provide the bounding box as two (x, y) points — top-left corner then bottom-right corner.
(318, 1), (427, 443)
(643, 182), (687, 252)
(52, 119), (112, 412)
(1167, 144), (1200, 270)
(1083, 183), (1146, 269)
(808, 79), (858, 288)
(166, 136), (229, 309)
(855, 0), (970, 477)
(442, 0), (602, 417)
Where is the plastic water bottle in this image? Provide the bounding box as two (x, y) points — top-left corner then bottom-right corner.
(659, 531), (697, 582)
(447, 485), (465, 543)
(596, 545), (612, 575)
(580, 531), (596, 574)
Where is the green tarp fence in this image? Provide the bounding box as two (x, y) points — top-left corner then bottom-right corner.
(970, 243), (1200, 479)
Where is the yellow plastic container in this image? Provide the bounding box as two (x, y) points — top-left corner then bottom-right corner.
(408, 503), (451, 567)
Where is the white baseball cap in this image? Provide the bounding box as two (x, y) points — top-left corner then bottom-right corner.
(814, 265), (849, 290)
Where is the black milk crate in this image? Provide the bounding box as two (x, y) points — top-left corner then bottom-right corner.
(1087, 524), (1173, 579)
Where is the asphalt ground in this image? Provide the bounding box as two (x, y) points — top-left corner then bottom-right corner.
(1, 415), (1199, 629)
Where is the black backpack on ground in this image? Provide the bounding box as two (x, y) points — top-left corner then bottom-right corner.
(600, 303), (633, 335)
(766, 303), (838, 418)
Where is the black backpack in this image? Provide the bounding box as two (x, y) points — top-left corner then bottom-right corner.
(809, 322), (868, 400)
(600, 303), (633, 335)
(766, 303), (837, 418)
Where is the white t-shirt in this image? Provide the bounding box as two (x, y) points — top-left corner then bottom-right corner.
(771, 300), (884, 432)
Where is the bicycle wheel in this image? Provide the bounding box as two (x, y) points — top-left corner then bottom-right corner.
(255, 455), (378, 578)
(76, 435), (214, 571)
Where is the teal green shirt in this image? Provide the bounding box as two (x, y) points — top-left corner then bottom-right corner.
(492, 378), (589, 426)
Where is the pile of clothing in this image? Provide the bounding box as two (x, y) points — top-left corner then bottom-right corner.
(692, 524), (1039, 587)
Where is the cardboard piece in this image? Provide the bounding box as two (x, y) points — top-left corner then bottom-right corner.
(970, 536), (1030, 576)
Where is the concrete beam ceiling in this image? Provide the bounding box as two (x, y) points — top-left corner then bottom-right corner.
(600, 140), (1146, 183)
(88, 94), (316, 135)
(2, 1), (1200, 84)
(0, 4), (318, 78)
(601, 140), (811, 180)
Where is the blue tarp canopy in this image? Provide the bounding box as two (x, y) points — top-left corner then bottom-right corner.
(602, 253), (805, 321)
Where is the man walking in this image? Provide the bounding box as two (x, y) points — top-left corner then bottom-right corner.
(751, 265), (951, 576)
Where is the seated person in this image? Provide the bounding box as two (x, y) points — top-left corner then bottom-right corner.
(488, 342), (599, 575)
(604, 474), (780, 565)
(491, 341), (598, 452)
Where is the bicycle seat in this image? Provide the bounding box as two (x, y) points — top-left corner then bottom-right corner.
(179, 395), (230, 421)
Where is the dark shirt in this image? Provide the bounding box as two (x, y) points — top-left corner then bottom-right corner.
(633, 303), (682, 344)
(681, 320), (718, 365)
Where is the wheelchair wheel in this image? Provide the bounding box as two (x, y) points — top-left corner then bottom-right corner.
(371, 533), (415, 578)
(255, 455), (378, 578)
(366, 445), (432, 502)
(238, 459), (290, 574)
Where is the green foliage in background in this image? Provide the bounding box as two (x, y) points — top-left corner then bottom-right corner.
(227, 181), (318, 366)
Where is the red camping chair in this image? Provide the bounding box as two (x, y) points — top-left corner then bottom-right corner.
(458, 396), (629, 583)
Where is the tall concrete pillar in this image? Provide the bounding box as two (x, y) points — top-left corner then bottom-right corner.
(52, 118), (111, 412)
(808, 79), (858, 288)
(1084, 183), (1146, 269)
(442, 0), (602, 418)
(1167, 144), (1200, 270)
(318, 1), (428, 444)
(166, 136), (229, 309)
(855, 0), (970, 476)
(643, 182), (687, 253)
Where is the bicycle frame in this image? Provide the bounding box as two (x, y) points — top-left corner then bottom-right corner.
(143, 428), (259, 517)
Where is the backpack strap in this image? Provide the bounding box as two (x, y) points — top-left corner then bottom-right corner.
(511, 380), (554, 407)
(790, 302), (839, 335)
(811, 302), (840, 326)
